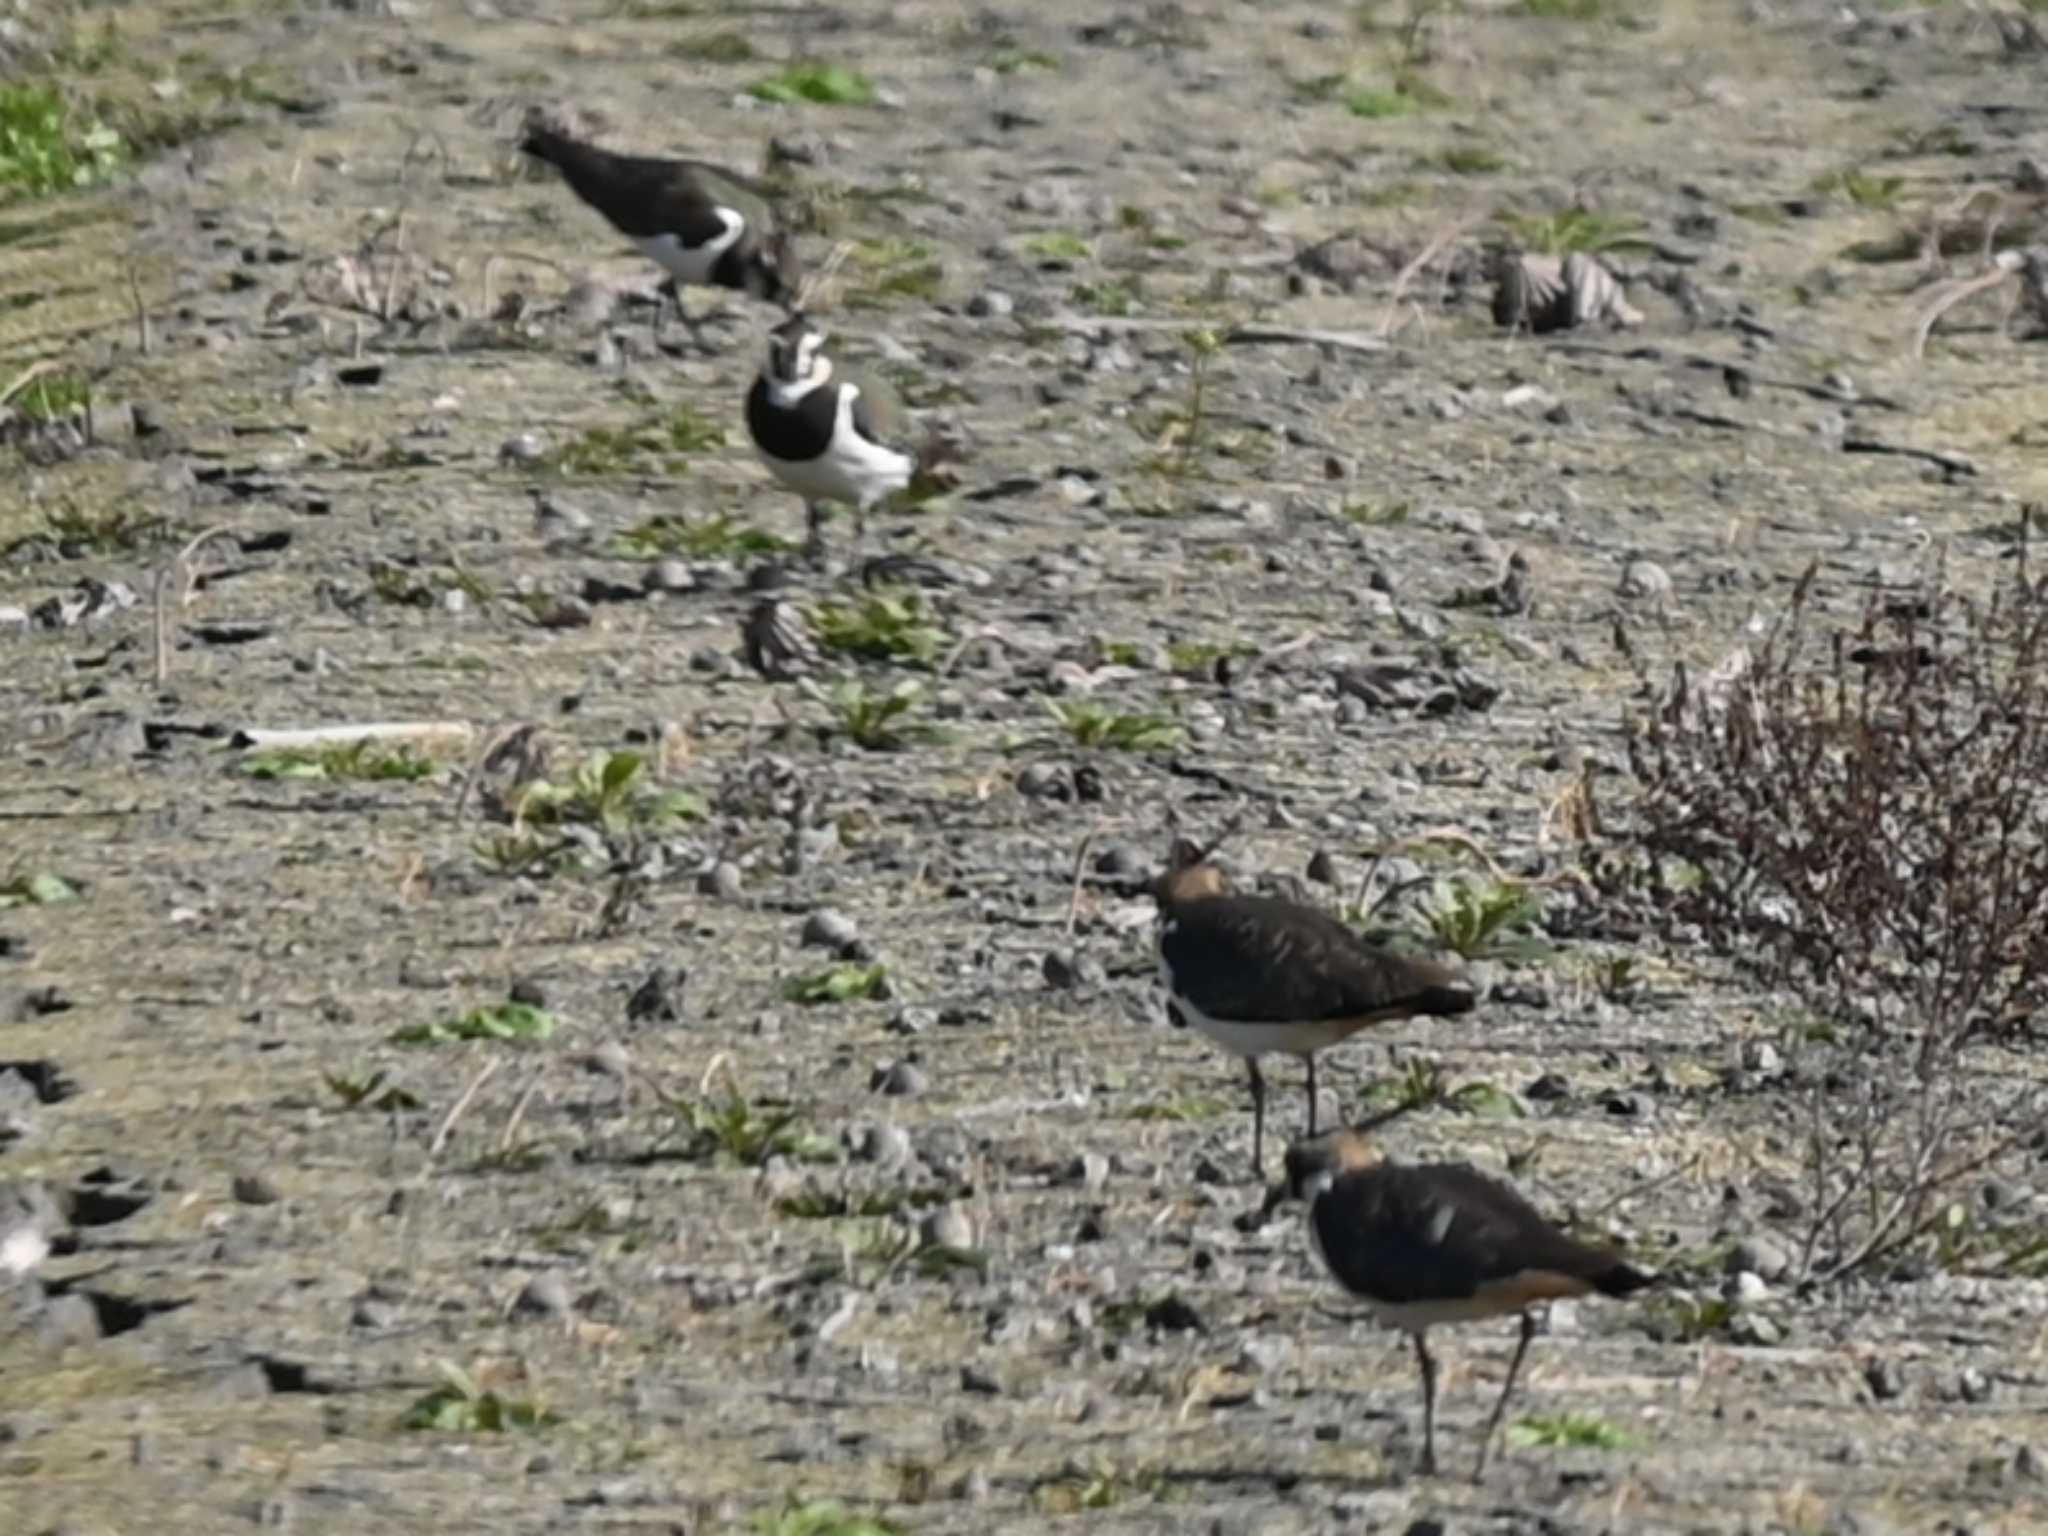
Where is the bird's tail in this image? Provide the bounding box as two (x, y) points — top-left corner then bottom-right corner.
(1594, 1261), (1658, 1298)
(1411, 982), (1479, 1017)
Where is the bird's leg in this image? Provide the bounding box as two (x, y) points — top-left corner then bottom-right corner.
(802, 502), (830, 567)
(1413, 1331), (1440, 1477)
(660, 279), (713, 353)
(1303, 1052), (1319, 1137)
(1245, 1056), (1267, 1179)
(1472, 1309), (1538, 1483)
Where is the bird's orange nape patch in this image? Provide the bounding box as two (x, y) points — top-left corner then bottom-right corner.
(1159, 863), (1228, 904)
(1472, 1269), (1596, 1310)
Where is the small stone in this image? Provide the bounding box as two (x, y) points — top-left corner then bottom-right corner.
(802, 909), (858, 951)
(499, 432), (548, 466)
(643, 559), (695, 595)
(585, 1041), (631, 1078)
(1728, 1312), (1780, 1346)
(1064, 1152), (1110, 1190)
(1305, 849), (1338, 886)
(351, 1299), (395, 1330)
(871, 1060), (927, 1097)
(509, 977), (547, 1008)
(886, 1007), (935, 1036)
(1042, 951), (1081, 990)
(966, 290), (1014, 319)
(232, 1173), (282, 1206)
(514, 1273), (573, 1319)
(1725, 1270), (1769, 1307)
(1015, 763), (1069, 800)
(1741, 1039), (1782, 1074)
(38, 1293), (100, 1345)
(1959, 1367), (1993, 1403)
(854, 1124), (914, 1168)
(1865, 1358), (1905, 1401)
(625, 967), (682, 1024)
(1728, 1234), (1791, 1283)
(959, 1364), (1002, 1395)
(2014, 1444), (2044, 1483)
(699, 862), (744, 901)
(922, 1204), (974, 1250)
(1525, 1071), (1571, 1102)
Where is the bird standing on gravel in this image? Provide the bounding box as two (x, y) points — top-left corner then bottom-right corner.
(1276, 1115), (1655, 1481)
(519, 109), (798, 349)
(1152, 838), (1475, 1178)
(746, 311), (935, 566)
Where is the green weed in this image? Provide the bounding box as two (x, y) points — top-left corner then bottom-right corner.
(1422, 876), (1551, 962)
(652, 1082), (839, 1166)
(321, 1069), (422, 1112)
(390, 1002), (557, 1047)
(668, 30), (756, 62)
(0, 871), (79, 909)
(611, 512), (791, 560)
(1507, 1412), (1636, 1450)
(825, 680), (937, 750)
(784, 963), (890, 1005)
(1497, 208), (1651, 255)
(1811, 167), (1907, 211)
(845, 237), (944, 308)
(1360, 1057), (1525, 1119)
(402, 1362), (557, 1434)
(510, 750), (705, 837)
(750, 1497), (902, 1536)
(810, 588), (947, 664)
(547, 408), (724, 476)
(0, 83), (128, 203)
(1022, 230), (1091, 263)
(242, 740), (440, 783)
(1440, 144), (1506, 175)
(1045, 699), (1183, 751)
(749, 63), (877, 107)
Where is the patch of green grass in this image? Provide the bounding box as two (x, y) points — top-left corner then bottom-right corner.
(241, 740), (440, 783)
(528, 1201), (654, 1253)
(1045, 699), (1183, 751)
(1124, 1095), (1231, 1122)
(1022, 230), (1092, 263)
(751, 1498), (902, 1536)
(811, 588), (948, 664)
(1343, 498), (1411, 527)
(391, 1001), (557, 1047)
(1507, 1413), (1636, 1451)
(1811, 166), (1907, 210)
(1422, 876), (1551, 962)
(1440, 144), (1506, 175)
(0, 83), (129, 203)
(826, 680), (938, 750)
(13, 370), (91, 421)
(611, 512), (791, 560)
(987, 48), (1060, 74)
(1333, 68), (1451, 120)
(1034, 1459), (1171, 1515)
(1517, 0), (1613, 17)
(509, 750), (705, 837)
(776, 1185), (953, 1220)
(18, 497), (168, 559)
(845, 237), (944, 308)
(784, 963), (891, 1005)
(1727, 200), (1791, 226)
(1073, 279), (1139, 316)
(749, 62), (878, 107)
(402, 1362), (558, 1434)
(1497, 208), (1651, 255)
(0, 871), (79, 909)
(321, 1068), (421, 1112)
(547, 408), (724, 476)
(668, 29), (756, 62)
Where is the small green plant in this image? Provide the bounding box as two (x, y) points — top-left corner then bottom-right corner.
(784, 963), (890, 1005)
(0, 871), (79, 908)
(402, 1362), (558, 1434)
(749, 62), (878, 106)
(1360, 1058), (1525, 1119)
(1440, 144), (1506, 175)
(1034, 1458), (1169, 1515)
(0, 84), (129, 203)
(26, 497), (166, 558)
(1421, 876), (1550, 962)
(14, 371), (91, 421)
(1497, 208), (1651, 255)
(242, 740), (440, 783)
(511, 751), (705, 837)
(810, 588), (947, 664)
(1517, 0), (1611, 17)
(652, 1079), (839, 1166)
(528, 1201), (654, 1253)
(667, 29), (756, 62)
(1343, 498), (1411, 527)
(547, 408), (724, 476)
(851, 1221), (991, 1282)
(1811, 167), (1906, 211)
(1073, 279), (1139, 316)
(1507, 1413), (1636, 1451)
(390, 1002), (557, 1047)
(611, 512), (791, 560)
(845, 237), (943, 308)
(322, 1069), (422, 1112)
(750, 1497), (902, 1536)
(1021, 230), (1091, 263)
(987, 48), (1060, 74)
(1124, 1095), (1232, 1122)
(1643, 1293), (1731, 1343)
(472, 830), (581, 878)
(825, 680), (936, 750)
(1146, 325), (1226, 481)
(1045, 699), (1183, 751)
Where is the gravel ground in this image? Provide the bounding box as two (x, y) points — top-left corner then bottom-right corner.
(4, 2), (2048, 1533)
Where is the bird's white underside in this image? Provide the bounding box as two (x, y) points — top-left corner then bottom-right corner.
(1158, 931), (1361, 1058)
(635, 207), (745, 286)
(755, 376), (915, 511)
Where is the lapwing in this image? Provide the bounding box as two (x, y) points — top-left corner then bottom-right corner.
(746, 311), (933, 565)
(519, 109), (797, 349)
(1278, 1116), (1655, 1481)
(1152, 838), (1474, 1177)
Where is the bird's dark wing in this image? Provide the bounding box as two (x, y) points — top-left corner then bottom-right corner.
(848, 373), (910, 454)
(534, 135), (765, 245)
(1162, 894), (1471, 1025)
(1313, 1163), (1647, 1306)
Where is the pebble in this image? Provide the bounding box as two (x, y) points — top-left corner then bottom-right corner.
(870, 1060), (927, 1097)
(802, 909), (859, 951)
(699, 862), (744, 901)
(1063, 1152), (1110, 1190)
(232, 1173), (282, 1206)
(966, 289), (1014, 319)
(585, 1041), (632, 1079)
(514, 1273), (573, 1318)
(1041, 950), (1081, 989)
(854, 1124), (915, 1168)
(1865, 1358), (1905, 1401)
(1729, 1312), (1781, 1346)
(1728, 1234), (1792, 1282)
(922, 1204), (975, 1250)
(1726, 1270), (1770, 1307)
(1958, 1367), (1993, 1403)
(1619, 558), (1675, 603)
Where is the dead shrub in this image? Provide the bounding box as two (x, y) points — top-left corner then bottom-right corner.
(1597, 554), (2048, 1280)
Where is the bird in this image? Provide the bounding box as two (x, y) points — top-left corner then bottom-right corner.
(1152, 837), (1475, 1177)
(1277, 1115), (1655, 1481)
(745, 311), (937, 565)
(518, 109), (797, 349)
